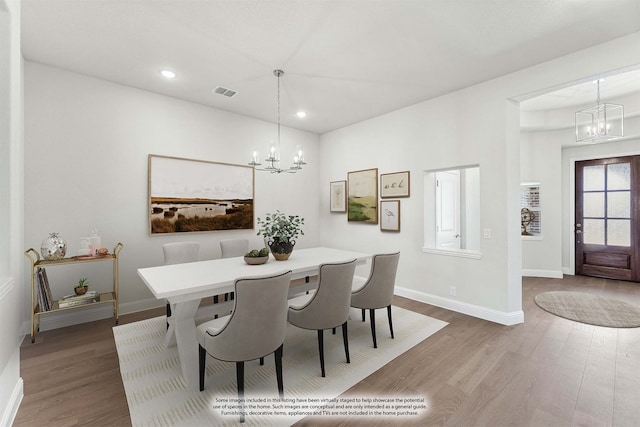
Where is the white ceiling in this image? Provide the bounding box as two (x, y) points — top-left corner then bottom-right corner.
(21, 0), (640, 134)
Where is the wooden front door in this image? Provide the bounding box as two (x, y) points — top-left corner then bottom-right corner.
(575, 156), (640, 282)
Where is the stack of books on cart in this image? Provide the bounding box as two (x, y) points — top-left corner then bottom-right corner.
(36, 267), (53, 311)
(58, 291), (101, 308)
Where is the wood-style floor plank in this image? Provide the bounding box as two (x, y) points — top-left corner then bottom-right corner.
(13, 276), (640, 426)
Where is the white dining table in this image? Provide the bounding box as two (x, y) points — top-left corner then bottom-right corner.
(137, 246), (371, 390)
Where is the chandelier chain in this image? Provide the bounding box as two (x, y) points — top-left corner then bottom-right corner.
(277, 70), (281, 150)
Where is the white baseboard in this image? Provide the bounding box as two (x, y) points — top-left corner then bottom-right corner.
(20, 297), (165, 337)
(394, 286), (524, 326)
(562, 267), (574, 276)
(0, 377), (23, 427)
(522, 269), (564, 279)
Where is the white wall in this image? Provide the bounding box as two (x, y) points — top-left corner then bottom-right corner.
(319, 32), (640, 325)
(520, 131), (563, 278)
(23, 61), (321, 331)
(320, 90), (524, 324)
(0, 0), (24, 424)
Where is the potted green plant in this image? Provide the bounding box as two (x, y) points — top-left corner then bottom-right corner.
(257, 210), (305, 260)
(74, 277), (89, 295)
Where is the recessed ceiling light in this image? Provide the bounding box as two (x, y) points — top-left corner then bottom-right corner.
(296, 111), (307, 118)
(160, 69), (176, 79)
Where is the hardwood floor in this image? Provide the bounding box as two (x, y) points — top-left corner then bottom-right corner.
(13, 276), (640, 426)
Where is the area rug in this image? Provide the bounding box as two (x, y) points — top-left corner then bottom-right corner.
(113, 306), (447, 426)
(534, 291), (640, 328)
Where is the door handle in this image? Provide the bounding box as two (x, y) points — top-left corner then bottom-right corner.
(454, 234), (461, 238)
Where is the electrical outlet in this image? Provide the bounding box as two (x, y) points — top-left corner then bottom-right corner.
(449, 286), (456, 297)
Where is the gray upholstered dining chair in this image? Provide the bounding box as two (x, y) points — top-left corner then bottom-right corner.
(196, 270), (292, 423)
(220, 238), (249, 258)
(163, 242), (200, 329)
(350, 252), (400, 348)
(219, 238), (249, 303)
(287, 259), (357, 377)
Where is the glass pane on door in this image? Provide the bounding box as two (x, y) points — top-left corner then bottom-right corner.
(583, 219), (605, 244)
(608, 219), (630, 246)
(607, 163), (630, 190)
(583, 165), (605, 191)
(584, 192), (605, 217)
(607, 191), (630, 218)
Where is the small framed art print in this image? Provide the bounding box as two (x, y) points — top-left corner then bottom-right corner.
(380, 200), (400, 232)
(330, 180), (347, 212)
(380, 171), (410, 198)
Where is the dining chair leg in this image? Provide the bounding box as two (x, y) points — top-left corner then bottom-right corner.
(317, 329), (326, 377)
(166, 303), (171, 330)
(361, 308), (366, 322)
(332, 327), (336, 334)
(341, 321), (350, 363)
(260, 357), (264, 366)
(236, 361), (245, 423)
(369, 309), (377, 348)
(275, 344), (284, 399)
(198, 345), (206, 392)
(387, 305), (394, 339)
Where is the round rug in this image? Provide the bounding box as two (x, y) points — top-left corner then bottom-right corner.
(534, 291), (640, 328)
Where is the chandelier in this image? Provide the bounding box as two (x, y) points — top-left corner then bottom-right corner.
(575, 79), (623, 143)
(249, 70), (306, 173)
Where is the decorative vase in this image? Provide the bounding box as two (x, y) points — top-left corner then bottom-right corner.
(41, 232), (67, 260)
(268, 239), (295, 261)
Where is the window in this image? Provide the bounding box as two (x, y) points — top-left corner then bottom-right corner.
(424, 165), (481, 258)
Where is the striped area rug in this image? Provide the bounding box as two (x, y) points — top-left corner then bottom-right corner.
(113, 306), (447, 426)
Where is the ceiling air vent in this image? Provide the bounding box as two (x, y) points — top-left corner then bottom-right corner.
(213, 86), (237, 98)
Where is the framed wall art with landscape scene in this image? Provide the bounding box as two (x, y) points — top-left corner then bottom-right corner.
(148, 154), (254, 234)
(330, 180), (347, 212)
(380, 170), (410, 198)
(347, 168), (378, 224)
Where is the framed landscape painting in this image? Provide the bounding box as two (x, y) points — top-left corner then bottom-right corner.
(148, 154), (254, 234)
(381, 171), (410, 198)
(380, 200), (400, 232)
(330, 180), (347, 212)
(347, 168), (378, 224)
